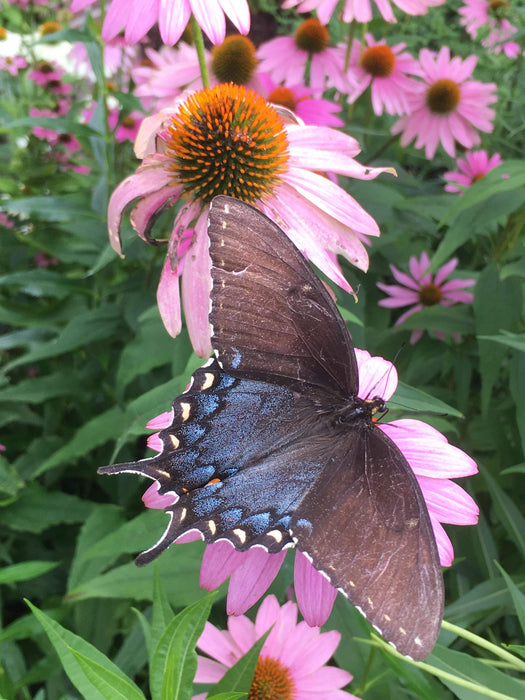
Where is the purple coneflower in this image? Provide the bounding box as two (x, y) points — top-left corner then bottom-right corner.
(444, 149), (504, 194)
(391, 47), (497, 159)
(282, 0), (445, 24)
(108, 83), (392, 355)
(347, 34), (420, 116)
(194, 594), (356, 699)
(70, 0), (250, 46)
(377, 251), (476, 343)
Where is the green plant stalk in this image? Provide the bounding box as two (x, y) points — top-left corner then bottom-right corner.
(190, 15), (210, 89)
(441, 620), (525, 673)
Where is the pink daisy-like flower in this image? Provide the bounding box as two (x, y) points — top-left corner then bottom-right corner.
(70, 0), (250, 46)
(143, 348), (478, 627)
(258, 73), (344, 127)
(108, 83), (393, 355)
(346, 34), (420, 116)
(194, 595), (356, 700)
(258, 18), (352, 94)
(0, 55), (27, 76)
(444, 149), (504, 194)
(115, 110), (144, 143)
(391, 47), (497, 159)
(459, 1), (520, 58)
(282, 0), (445, 24)
(377, 251), (476, 343)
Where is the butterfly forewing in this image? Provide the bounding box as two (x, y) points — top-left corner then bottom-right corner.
(208, 196), (358, 396)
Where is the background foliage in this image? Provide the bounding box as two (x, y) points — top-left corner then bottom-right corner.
(0, 0), (524, 698)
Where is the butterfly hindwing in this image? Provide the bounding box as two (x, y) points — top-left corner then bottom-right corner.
(208, 196), (358, 396)
(290, 424), (444, 661)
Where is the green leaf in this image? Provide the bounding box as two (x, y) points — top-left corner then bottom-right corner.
(79, 511), (167, 562)
(393, 382), (462, 417)
(26, 601), (138, 700)
(474, 265), (522, 412)
(0, 561), (59, 585)
(68, 648), (146, 700)
(0, 269), (89, 299)
(151, 567), (175, 662)
(3, 305), (124, 371)
(481, 467), (525, 559)
(478, 331), (525, 353)
(445, 576), (525, 625)
(34, 405), (128, 476)
(211, 631), (271, 696)
(66, 541), (205, 609)
(397, 304), (475, 335)
(0, 484), (93, 533)
(3, 195), (101, 223)
(149, 593), (215, 700)
(429, 644), (525, 700)
(207, 694), (247, 700)
(438, 161), (525, 228)
(494, 563), (525, 636)
(0, 371), (81, 404)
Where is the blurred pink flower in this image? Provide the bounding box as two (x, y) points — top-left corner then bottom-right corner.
(108, 83), (392, 355)
(258, 73), (344, 127)
(115, 110), (144, 143)
(282, 0), (445, 24)
(347, 34), (420, 115)
(258, 18), (352, 94)
(34, 252), (59, 267)
(0, 55), (27, 76)
(0, 212), (15, 229)
(144, 348), (478, 625)
(444, 149), (504, 194)
(377, 251), (476, 343)
(28, 61), (71, 95)
(459, 0), (520, 58)
(194, 595), (356, 700)
(391, 47), (497, 158)
(70, 0), (250, 46)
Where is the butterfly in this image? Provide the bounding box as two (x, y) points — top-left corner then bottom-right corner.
(99, 195), (444, 660)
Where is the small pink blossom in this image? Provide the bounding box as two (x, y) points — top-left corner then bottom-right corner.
(70, 0), (250, 46)
(0, 212), (14, 229)
(115, 111), (144, 143)
(258, 73), (344, 127)
(391, 47), (497, 159)
(0, 55), (27, 76)
(346, 34), (420, 116)
(194, 595), (357, 700)
(144, 348), (478, 626)
(258, 19), (353, 94)
(459, 1), (520, 58)
(377, 251), (476, 343)
(282, 0), (445, 24)
(444, 149), (504, 194)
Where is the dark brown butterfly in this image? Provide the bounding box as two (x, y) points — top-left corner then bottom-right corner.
(99, 195), (444, 660)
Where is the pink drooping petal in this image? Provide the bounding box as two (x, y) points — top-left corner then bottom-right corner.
(430, 515), (454, 567)
(199, 540), (247, 591)
(356, 350), (398, 401)
(227, 548), (287, 615)
(294, 551), (337, 627)
(181, 210), (212, 357)
(379, 419), (478, 478)
(157, 257), (182, 338)
(418, 476), (479, 525)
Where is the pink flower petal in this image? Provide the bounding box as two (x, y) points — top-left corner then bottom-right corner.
(294, 551), (337, 627)
(227, 548), (287, 615)
(157, 257), (182, 338)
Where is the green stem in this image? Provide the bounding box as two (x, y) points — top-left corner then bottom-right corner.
(441, 620), (525, 672)
(190, 15), (210, 88)
(344, 20), (356, 72)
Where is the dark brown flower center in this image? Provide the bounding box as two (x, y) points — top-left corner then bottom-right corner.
(419, 283), (442, 306)
(361, 45), (396, 78)
(295, 18), (330, 54)
(268, 86), (298, 113)
(165, 83), (289, 204)
(248, 656), (296, 700)
(426, 79), (461, 114)
(211, 35), (259, 85)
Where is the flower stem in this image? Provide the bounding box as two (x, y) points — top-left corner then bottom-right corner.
(191, 15), (210, 88)
(441, 620), (525, 672)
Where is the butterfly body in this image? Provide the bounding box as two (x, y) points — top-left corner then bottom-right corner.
(100, 196), (444, 660)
